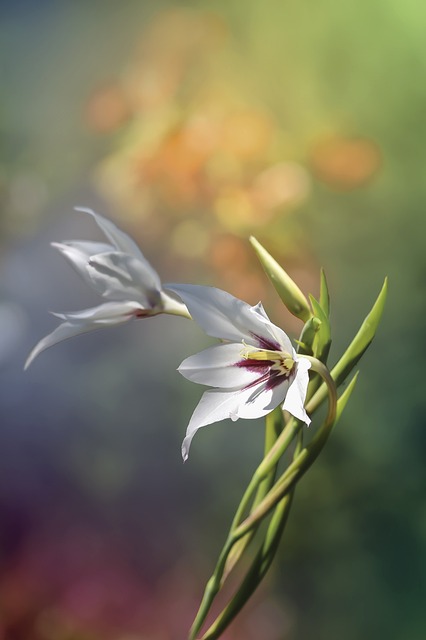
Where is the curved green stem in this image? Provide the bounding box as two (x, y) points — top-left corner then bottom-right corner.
(188, 410), (296, 640)
(234, 356), (336, 538)
(222, 407), (284, 582)
(201, 493), (294, 640)
(201, 431), (304, 640)
(188, 357), (336, 639)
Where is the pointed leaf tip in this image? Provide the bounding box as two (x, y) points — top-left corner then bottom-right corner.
(309, 294), (331, 363)
(336, 372), (359, 423)
(319, 268), (330, 318)
(332, 278), (388, 387)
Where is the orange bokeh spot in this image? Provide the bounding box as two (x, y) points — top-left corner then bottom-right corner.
(84, 84), (130, 133)
(252, 162), (310, 211)
(310, 136), (381, 189)
(208, 234), (251, 274)
(220, 109), (274, 160)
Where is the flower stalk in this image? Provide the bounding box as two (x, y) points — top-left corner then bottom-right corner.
(188, 356), (337, 639)
(25, 208), (387, 640)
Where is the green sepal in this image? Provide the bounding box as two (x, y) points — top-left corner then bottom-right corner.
(319, 268), (330, 318)
(333, 278), (388, 387)
(309, 294), (331, 363)
(249, 236), (311, 322)
(296, 316), (321, 355)
(336, 372), (359, 423)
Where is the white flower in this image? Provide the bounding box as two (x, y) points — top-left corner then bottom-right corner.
(166, 284), (311, 461)
(25, 208), (189, 368)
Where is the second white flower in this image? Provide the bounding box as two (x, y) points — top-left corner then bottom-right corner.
(167, 284), (312, 461)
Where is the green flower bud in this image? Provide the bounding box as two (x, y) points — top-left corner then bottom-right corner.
(249, 236), (311, 322)
(296, 316), (322, 355)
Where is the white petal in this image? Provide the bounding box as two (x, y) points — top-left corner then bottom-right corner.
(282, 357), (311, 425)
(250, 303), (295, 351)
(251, 301), (269, 320)
(159, 290), (190, 318)
(74, 207), (145, 259)
(52, 300), (143, 322)
(165, 284), (286, 349)
(87, 252), (162, 306)
(181, 379), (286, 461)
(178, 343), (267, 389)
(52, 240), (114, 260)
(51, 241), (114, 288)
(25, 302), (140, 369)
(249, 304), (295, 355)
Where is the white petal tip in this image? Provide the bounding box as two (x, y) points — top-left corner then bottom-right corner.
(181, 435), (192, 462)
(74, 206), (95, 215)
(50, 242), (68, 254)
(24, 346), (41, 370)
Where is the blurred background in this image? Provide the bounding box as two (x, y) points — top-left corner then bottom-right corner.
(1, 1), (425, 638)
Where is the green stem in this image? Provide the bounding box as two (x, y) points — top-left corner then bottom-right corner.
(201, 432), (304, 639)
(189, 357), (336, 640)
(222, 407), (284, 583)
(188, 409), (295, 640)
(202, 494), (294, 640)
(234, 356), (336, 538)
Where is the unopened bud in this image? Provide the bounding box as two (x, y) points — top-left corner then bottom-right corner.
(250, 236), (311, 322)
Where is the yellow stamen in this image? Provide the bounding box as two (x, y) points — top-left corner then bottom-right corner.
(240, 341), (295, 374)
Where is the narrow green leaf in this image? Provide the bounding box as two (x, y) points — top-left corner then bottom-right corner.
(307, 278), (388, 413)
(250, 236), (311, 322)
(319, 268), (330, 318)
(332, 278), (388, 387)
(309, 294), (331, 363)
(336, 372), (359, 423)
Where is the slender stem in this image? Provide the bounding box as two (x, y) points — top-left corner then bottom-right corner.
(229, 417), (299, 531)
(201, 431), (304, 639)
(188, 410), (295, 640)
(201, 495), (294, 640)
(189, 357), (336, 639)
(234, 356), (337, 538)
(222, 407), (284, 583)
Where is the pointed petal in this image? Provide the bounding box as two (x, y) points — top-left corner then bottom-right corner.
(248, 303), (295, 355)
(178, 343), (267, 389)
(25, 302), (140, 369)
(25, 322), (102, 369)
(51, 241), (114, 288)
(247, 300), (294, 349)
(87, 252), (162, 306)
(181, 380), (286, 461)
(283, 357), (311, 425)
(52, 240), (114, 260)
(166, 284), (290, 350)
(74, 207), (145, 259)
(251, 301), (269, 320)
(52, 300), (143, 322)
